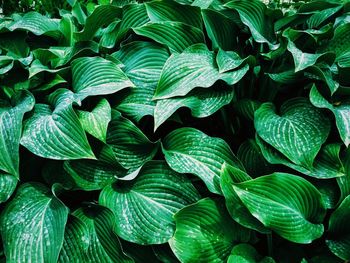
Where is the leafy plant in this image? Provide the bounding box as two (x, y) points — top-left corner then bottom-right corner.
(0, 0), (350, 262)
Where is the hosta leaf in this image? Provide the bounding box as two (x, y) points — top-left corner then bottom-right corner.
(326, 195), (350, 260)
(234, 99), (261, 121)
(133, 21), (205, 53)
(169, 198), (251, 263)
(58, 215), (89, 263)
(310, 85), (350, 146)
(7, 12), (61, 39)
(63, 159), (126, 191)
(0, 90), (34, 177)
(256, 136), (345, 179)
(216, 49), (255, 73)
(305, 65), (339, 95)
(0, 173), (17, 203)
(74, 5), (121, 41)
(99, 161), (200, 244)
(327, 23), (350, 57)
(227, 244), (275, 263)
(237, 139), (273, 177)
(145, 0), (202, 28)
(71, 56), (134, 100)
(21, 89), (95, 160)
(286, 39), (334, 72)
(77, 99), (111, 142)
(232, 173), (326, 243)
(225, 0), (276, 47)
(154, 86), (234, 130)
(107, 110), (159, 171)
(73, 204), (133, 263)
(220, 163), (269, 234)
(0, 56), (14, 74)
(154, 44), (249, 99)
(0, 183), (69, 263)
(162, 127), (244, 194)
(254, 98), (331, 170)
(202, 9), (237, 50)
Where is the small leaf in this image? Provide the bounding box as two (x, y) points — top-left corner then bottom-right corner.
(99, 161), (200, 244)
(77, 99), (111, 142)
(254, 98), (330, 170)
(310, 85), (350, 146)
(169, 198), (251, 263)
(227, 244), (275, 263)
(162, 127), (244, 194)
(232, 173), (326, 243)
(0, 183), (69, 263)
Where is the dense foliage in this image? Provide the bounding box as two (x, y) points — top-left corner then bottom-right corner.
(0, 0), (350, 262)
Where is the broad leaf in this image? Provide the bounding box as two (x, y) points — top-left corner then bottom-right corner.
(154, 86), (234, 130)
(0, 90), (34, 177)
(21, 89), (95, 160)
(232, 173), (326, 243)
(0, 183), (68, 263)
(133, 21), (205, 53)
(254, 98), (330, 170)
(106, 110), (159, 171)
(71, 56), (134, 100)
(154, 44), (249, 99)
(326, 195), (350, 260)
(99, 161), (200, 244)
(227, 244), (275, 263)
(0, 173), (17, 203)
(162, 127), (244, 194)
(73, 204), (133, 262)
(169, 198), (251, 263)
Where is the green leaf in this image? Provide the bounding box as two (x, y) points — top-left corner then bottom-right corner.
(0, 173), (17, 203)
(71, 56), (134, 100)
(145, 0), (202, 28)
(73, 204), (133, 262)
(133, 21), (205, 53)
(0, 183), (69, 263)
(0, 90), (34, 177)
(7, 12), (61, 39)
(216, 49), (255, 72)
(202, 9), (238, 50)
(74, 5), (121, 41)
(107, 110), (159, 171)
(21, 89), (95, 160)
(310, 85), (350, 146)
(77, 99), (111, 142)
(99, 161), (200, 245)
(227, 244), (275, 263)
(58, 215), (89, 263)
(154, 44), (249, 99)
(162, 127), (244, 194)
(237, 139), (273, 177)
(256, 136), (345, 179)
(254, 98), (331, 170)
(327, 23), (350, 57)
(169, 198), (251, 263)
(225, 0), (276, 48)
(154, 86), (234, 130)
(232, 173), (326, 243)
(286, 39), (335, 72)
(220, 163), (269, 234)
(326, 195), (350, 260)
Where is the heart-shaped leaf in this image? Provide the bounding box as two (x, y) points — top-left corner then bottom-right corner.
(254, 98), (331, 169)
(0, 183), (69, 263)
(99, 161), (200, 244)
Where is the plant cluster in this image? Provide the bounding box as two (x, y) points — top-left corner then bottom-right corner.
(0, 0), (350, 262)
